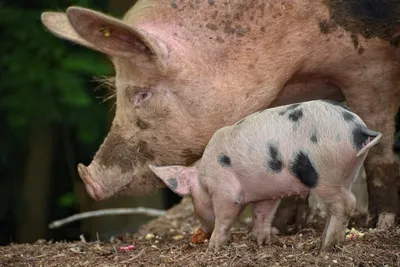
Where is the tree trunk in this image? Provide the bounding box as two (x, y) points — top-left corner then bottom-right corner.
(17, 125), (55, 243)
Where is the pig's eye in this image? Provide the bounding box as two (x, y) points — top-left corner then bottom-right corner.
(133, 91), (152, 107)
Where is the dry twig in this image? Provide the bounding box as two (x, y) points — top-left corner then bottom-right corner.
(48, 208), (166, 229)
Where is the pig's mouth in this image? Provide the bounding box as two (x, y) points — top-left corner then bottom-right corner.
(77, 161), (165, 201)
(77, 161), (132, 201)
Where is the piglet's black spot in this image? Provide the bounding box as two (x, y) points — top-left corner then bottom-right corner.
(218, 153), (231, 167)
(351, 124), (369, 150)
(342, 111), (355, 122)
(287, 103), (301, 110)
(265, 144), (283, 173)
(279, 103), (301, 115)
(167, 177), (178, 191)
(290, 151), (319, 188)
(321, 99), (351, 111)
(288, 109), (303, 122)
(310, 131), (318, 143)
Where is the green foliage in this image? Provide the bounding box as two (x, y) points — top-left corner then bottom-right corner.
(0, 0), (127, 244)
(58, 192), (78, 208)
(0, 1), (113, 144)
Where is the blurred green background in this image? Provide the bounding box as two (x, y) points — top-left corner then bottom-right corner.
(0, 0), (182, 245)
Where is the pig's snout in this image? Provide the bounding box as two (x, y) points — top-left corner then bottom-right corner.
(77, 163), (105, 201)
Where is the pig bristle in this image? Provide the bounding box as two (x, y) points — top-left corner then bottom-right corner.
(117, 172), (165, 197)
(93, 76), (117, 103)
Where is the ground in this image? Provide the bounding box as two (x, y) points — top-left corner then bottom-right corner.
(1, 198), (399, 267)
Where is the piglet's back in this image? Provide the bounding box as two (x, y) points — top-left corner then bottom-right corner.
(205, 100), (368, 175)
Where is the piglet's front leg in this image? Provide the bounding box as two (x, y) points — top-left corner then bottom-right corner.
(206, 197), (244, 251)
(252, 199), (281, 246)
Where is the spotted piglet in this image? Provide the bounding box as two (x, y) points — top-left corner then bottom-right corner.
(149, 100), (381, 253)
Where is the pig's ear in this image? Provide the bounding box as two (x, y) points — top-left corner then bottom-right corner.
(41, 11), (99, 52)
(149, 165), (197, 196)
(41, 7), (168, 73)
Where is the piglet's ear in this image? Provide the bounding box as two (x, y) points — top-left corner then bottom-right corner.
(149, 165), (197, 196)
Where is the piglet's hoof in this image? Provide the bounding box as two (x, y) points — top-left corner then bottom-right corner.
(191, 226), (212, 244)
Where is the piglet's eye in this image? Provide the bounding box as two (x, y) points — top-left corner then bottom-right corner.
(134, 91), (152, 107)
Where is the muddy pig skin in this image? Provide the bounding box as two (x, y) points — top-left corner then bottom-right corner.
(149, 100), (382, 253)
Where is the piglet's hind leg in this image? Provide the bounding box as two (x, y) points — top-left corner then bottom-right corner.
(316, 186), (356, 253)
(251, 199), (281, 246)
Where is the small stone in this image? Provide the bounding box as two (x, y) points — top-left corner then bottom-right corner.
(151, 245), (158, 249)
(145, 233), (155, 240)
(70, 247), (81, 253)
(172, 235), (184, 240)
(333, 260), (338, 264)
(243, 217), (252, 224)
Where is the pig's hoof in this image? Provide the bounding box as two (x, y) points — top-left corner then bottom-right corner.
(206, 245), (218, 253)
(252, 229), (271, 246)
(256, 236), (271, 247)
(319, 243), (335, 254)
(318, 250), (329, 257)
(376, 212), (396, 229)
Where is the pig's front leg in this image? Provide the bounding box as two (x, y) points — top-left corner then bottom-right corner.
(251, 199), (281, 246)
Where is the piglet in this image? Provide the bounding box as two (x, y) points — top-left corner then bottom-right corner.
(149, 100), (381, 253)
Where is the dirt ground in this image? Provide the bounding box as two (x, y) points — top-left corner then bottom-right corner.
(1, 198), (399, 267)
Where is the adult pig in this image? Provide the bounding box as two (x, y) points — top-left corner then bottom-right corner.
(40, 0), (400, 229)
(150, 100), (382, 252)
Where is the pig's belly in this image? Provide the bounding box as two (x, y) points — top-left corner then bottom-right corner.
(270, 77), (344, 108)
(240, 170), (310, 203)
